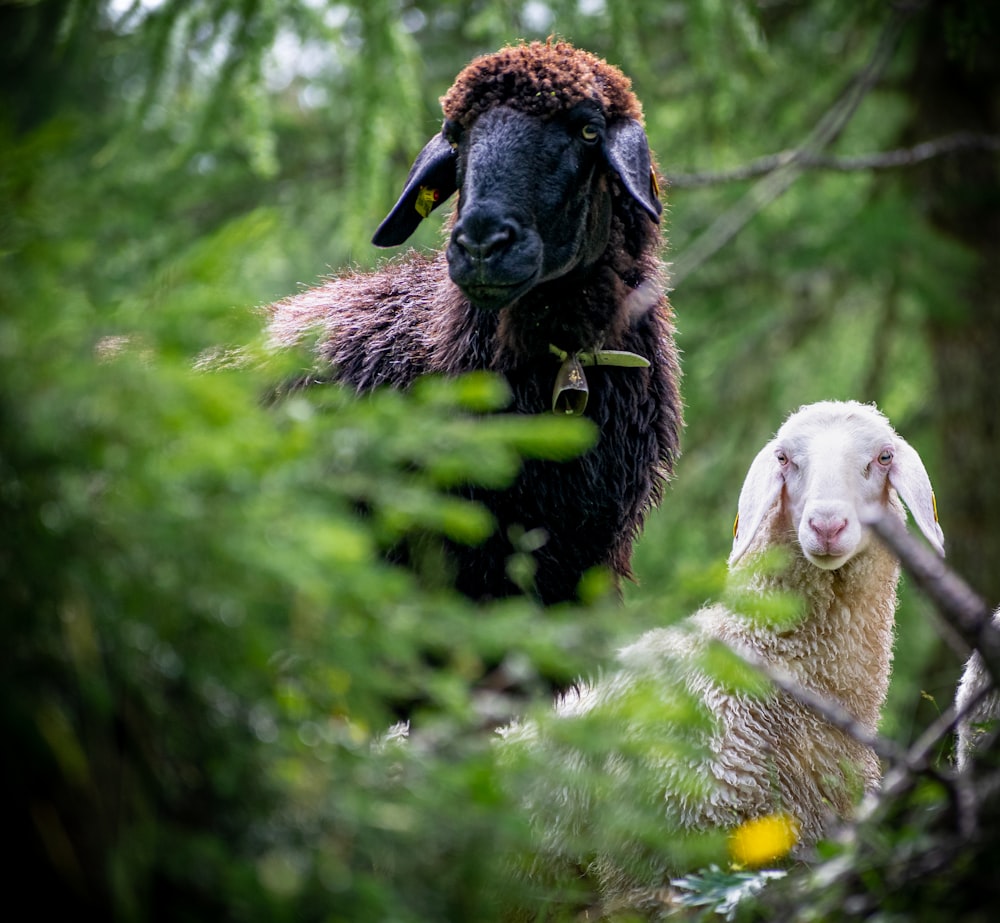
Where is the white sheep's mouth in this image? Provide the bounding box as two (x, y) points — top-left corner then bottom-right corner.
(802, 549), (854, 571)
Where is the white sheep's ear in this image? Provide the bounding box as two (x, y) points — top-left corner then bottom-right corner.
(605, 119), (662, 223)
(372, 133), (458, 247)
(729, 441), (785, 566)
(889, 437), (945, 556)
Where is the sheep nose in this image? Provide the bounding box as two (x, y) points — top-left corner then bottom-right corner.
(808, 515), (848, 546)
(452, 214), (519, 262)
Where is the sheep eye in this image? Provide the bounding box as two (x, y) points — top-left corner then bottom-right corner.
(581, 123), (600, 142)
(775, 450), (789, 467)
(878, 449), (894, 466)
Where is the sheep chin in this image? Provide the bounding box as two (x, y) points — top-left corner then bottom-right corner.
(800, 548), (854, 571)
(457, 278), (536, 312)
(799, 530), (871, 570)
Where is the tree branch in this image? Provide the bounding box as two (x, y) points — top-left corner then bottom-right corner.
(738, 509), (1000, 833)
(737, 651), (906, 766)
(668, 5), (915, 289)
(664, 132), (1000, 189)
(861, 510), (1000, 685)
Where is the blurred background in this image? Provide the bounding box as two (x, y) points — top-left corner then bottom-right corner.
(2, 0), (998, 919)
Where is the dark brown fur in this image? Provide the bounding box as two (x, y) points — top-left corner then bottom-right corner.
(267, 42), (682, 605)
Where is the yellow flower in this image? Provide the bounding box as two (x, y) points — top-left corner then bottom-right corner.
(728, 812), (800, 867)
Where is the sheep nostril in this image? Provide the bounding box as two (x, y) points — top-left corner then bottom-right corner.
(809, 517), (848, 544)
(457, 231), (511, 259)
(453, 218), (519, 262)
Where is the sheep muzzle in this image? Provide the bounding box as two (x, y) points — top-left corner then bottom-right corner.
(447, 203), (543, 311)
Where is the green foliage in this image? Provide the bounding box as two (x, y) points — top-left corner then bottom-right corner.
(3, 1), (996, 920)
(0, 54), (609, 913)
(721, 548), (805, 634)
(673, 866), (788, 922)
(499, 673), (731, 913)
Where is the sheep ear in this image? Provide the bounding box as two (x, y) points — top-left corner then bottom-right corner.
(730, 442), (784, 566)
(605, 119), (662, 223)
(889, 437), (945, 556)
(372, 134), (458, 247)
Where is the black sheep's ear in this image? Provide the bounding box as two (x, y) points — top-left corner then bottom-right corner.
(605, 119), (662, 223)
(371, 133), (458, 247)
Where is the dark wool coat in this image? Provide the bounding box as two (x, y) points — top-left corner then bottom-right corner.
(267, 42), (682, 605)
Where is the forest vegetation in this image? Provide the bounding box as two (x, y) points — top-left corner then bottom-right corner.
(2, 0), (999, 919)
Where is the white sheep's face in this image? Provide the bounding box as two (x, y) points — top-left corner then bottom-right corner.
(775, 425), (897, 570)
(730, 401), (944, 569)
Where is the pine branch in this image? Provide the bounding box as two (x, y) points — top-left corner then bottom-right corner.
(664, 132), (1000, 189)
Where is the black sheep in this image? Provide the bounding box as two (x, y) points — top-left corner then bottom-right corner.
(267, 41), (682, 605)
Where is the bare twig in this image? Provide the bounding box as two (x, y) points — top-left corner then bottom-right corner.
(669, 7), (912, 288)
(664, 132), (1000, 189)
(737, 506), (1000, 824)
(876, 683), (1000, 837)
(854, 509), (1000, 836)
(761, 513), (1000, 914)
(738, 651), (906, 765)
(862, 510), (1000, 685)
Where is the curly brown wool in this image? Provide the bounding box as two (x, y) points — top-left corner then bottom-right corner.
(441, 40), (645, 128)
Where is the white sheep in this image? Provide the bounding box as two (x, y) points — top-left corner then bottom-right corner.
(503, 400), (944, 898)
(955, 607), (1000, 771)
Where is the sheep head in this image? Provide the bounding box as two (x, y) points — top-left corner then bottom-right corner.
(730, 401), (944, 569)
(371, 41), (661, 312)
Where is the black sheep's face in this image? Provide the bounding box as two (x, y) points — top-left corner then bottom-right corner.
(445, 104), (611, 311)
(371, 100), (661, 312)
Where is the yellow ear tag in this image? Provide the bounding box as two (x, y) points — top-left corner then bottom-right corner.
(650, 167), (660, 200)
(415, 186), (439, 219)
(733, 513), (739, 539)
(932, 491), (939, 523)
